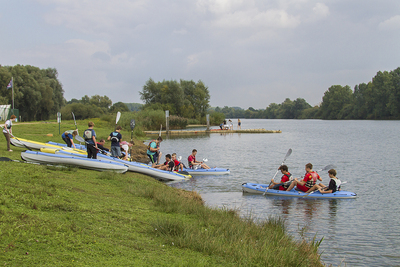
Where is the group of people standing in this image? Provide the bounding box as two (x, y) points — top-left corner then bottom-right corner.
(146, 137), (210, 172)
(61, 121), (133, 160)
(268, 163), (341, 194)
(219, 119), (241, 130)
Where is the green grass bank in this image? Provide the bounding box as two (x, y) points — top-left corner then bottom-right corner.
(0, 120), (323, 266)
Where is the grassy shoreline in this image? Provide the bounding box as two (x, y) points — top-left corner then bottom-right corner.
(0, 120), (323, 266)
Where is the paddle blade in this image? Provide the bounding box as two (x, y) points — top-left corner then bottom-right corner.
(116, 112), (121, 124)
(284, 148), (292, 160)
(317, 164), (337, 172)
(75, 135), (85, 143)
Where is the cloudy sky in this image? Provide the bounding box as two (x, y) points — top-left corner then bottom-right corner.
(1, 0), (399, 109)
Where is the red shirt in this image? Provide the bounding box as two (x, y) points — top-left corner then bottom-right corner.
(188, 155), (195, 167)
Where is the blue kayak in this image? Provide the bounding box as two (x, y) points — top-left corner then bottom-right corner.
(241, 182), (357, 199)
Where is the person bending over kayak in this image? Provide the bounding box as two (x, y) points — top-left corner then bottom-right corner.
(268, 165), (293, 190)
(285, 163), (322, 192)
(147, 137), (162, 167)
(188, 149), (210, 169)
(62, 130), (78, 149)
(96, 139), (110, 154)
(171, 153), (184, 172)
(307, 169), (341, 194)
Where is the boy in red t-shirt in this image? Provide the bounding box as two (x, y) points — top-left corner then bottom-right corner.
(268, 165), (292, 190)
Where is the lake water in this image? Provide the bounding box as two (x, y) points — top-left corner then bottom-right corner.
(158, 119), (400, 267)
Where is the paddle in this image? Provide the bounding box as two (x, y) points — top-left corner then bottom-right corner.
(115, 111), (121, 130)
(129, 119), (136, 161)
(263, 148), (292, 195)
(72, 112), (79, 135)
(75, 135), (109, 155)
(159, 124), (162, 137)
(1, 127), (33, 151)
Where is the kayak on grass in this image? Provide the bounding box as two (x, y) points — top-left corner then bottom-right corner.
(21, 150), (129, 173)
(241, 182), (357, 199)
(45, 148), (191, 182)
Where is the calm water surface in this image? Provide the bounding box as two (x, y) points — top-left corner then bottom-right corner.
(157, 119), (400, 267)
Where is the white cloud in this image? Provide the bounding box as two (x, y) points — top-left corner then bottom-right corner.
(312, 3), (330, 18)
(379, 15), (400, 30)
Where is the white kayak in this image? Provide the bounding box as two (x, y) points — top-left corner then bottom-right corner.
(21, 150), (129, 173)
(182, 167), (230, 176)
(46, 149), (191, 182)
(11, 137), (78, 151)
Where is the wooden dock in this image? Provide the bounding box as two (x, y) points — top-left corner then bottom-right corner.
(144, 128), (281, 136)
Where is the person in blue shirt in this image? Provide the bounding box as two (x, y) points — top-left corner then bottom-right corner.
(83, 121), (98, 159)
(147, 136), (162, 167)
(107, 125), (122, 158)
(61, 130), (78, 149)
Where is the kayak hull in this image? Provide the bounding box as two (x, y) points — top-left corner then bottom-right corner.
(21, 150), (128, 173)
(50, 149), (190, 182)
(241, 182), (357, 199)
(182, 167), (230, 176)
(11, 137), (79, 151)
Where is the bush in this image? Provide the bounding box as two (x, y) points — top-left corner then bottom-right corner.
(169, 115), (188, 129)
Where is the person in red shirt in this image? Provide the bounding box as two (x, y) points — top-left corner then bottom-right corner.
(171, 153), (183, 171)
(188, 149), (210, 169)
(285, 163), (322, 192)
(268, 165), (292, 190)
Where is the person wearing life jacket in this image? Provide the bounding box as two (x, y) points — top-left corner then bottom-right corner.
(2, 115), (16, 152)
(188, 149), (210, 169)
(316, 169), (342, 194)
(285, 163), (322, 192)
(147, 136), (162, 167)
(83, 121), (98, 159)
(171, 153), (184, 172)
(154, 154), (174, 171)
(107, 125), (122, 158)
(62, 130), (78, 149)
(268, 165), (293, 190)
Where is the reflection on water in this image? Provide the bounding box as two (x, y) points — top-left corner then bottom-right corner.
(165, 119), (400, 267)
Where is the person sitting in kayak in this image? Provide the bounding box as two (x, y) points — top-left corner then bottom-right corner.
(315, 169), (341, 194)
(62, 130), (78, 149)
(171, 153), (184, 172)
(285, 163), (322, 192)
(96, 139), (110, 154)
(268, 165), (293, 190)
(188, 149), (210, 169)
(154, 154), (174, 171)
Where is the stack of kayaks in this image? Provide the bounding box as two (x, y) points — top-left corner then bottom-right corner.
(46, 148), (191, 182)
(47, 141), (86, 150)
(241, 182), (357, 199)
(21, 150), (129, 173)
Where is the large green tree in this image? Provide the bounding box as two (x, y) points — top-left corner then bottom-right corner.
(0, 65), (65, 121)
(320, 85), (353, 119)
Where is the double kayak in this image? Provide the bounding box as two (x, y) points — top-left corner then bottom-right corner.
(241, 182), (357, 199)
(43, 148), (191, 182)
(21, 150), (129, 173)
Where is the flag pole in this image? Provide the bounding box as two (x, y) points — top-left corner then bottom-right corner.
(12, 77), (14, 110)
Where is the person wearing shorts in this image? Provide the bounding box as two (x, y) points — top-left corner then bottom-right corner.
(147, 137), (162, 167)
(285, 163), (322, 192)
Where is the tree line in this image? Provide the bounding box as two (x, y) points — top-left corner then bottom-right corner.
(1, 64), (400, 122)
(216, 67), (400, 120)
